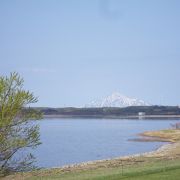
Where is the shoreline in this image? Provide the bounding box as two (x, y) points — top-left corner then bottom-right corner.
(45, 136), (179, 172)
(34, 123), (180, 171)
(4, 142), (180, 180)
(43, 114), (180, 119)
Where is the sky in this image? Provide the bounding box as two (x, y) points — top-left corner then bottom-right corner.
(0, 0), (180, 107)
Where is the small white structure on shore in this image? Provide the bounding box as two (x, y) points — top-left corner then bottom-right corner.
(138, 112), (146, 116)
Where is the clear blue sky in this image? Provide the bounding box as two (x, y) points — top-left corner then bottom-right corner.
(0, 0), (180, 107)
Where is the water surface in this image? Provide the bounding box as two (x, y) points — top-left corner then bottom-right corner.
(33, 118), (180, 168)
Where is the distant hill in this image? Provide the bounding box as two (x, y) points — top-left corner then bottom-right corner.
(85, 92), (150, 108)
(36, 106), (180, 118)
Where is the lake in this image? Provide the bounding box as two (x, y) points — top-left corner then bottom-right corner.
(32, 118), (180, 168)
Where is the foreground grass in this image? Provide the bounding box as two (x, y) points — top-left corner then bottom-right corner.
(3, 158), (180, 180)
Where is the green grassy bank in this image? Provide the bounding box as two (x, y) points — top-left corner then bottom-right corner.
(3, 156), (180, 180)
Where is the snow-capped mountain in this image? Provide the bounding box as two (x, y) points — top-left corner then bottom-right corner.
(85, 92), (149, 107)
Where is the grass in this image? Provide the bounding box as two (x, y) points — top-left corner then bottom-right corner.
(142, 129), (180, 142)
(3, 158), (180, 180)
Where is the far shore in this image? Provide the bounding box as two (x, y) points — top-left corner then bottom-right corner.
(43, 114), (180, 119)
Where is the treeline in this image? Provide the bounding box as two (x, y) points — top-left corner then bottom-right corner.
(35, 106), (180, 117)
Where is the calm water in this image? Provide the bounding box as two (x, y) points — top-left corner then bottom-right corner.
(32, 118), (180, 168)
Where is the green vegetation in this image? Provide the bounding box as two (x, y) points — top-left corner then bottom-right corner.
(3, 158), (180, 179)
(38, 106), (180, 118)
(0, 72), (42, 175)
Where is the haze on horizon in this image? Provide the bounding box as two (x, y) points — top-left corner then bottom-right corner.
(0, 0), (180, 107)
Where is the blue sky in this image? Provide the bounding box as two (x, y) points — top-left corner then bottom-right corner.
(0, 0), (180, 107)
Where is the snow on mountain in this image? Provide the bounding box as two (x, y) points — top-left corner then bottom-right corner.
(85, 92), (150, 107)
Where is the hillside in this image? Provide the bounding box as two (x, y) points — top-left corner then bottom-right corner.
(36, 106), (180, 118)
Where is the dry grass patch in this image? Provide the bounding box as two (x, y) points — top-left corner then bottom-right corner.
(142, 129), (180, 142)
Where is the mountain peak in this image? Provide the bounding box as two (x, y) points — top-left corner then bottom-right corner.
(109, 92), (127, 98)
(85, 92), (150, 108)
